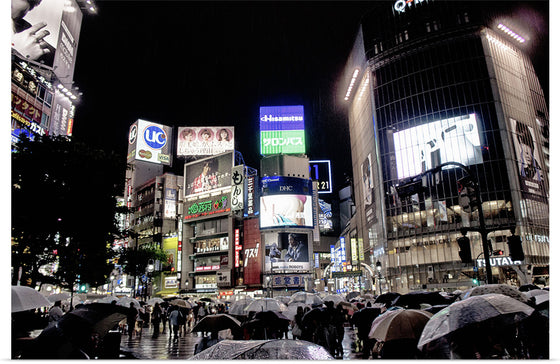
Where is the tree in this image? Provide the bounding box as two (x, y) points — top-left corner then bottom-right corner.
(12, 135), (124, 289)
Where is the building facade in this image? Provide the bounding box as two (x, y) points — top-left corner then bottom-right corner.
(341, 0), (549, 293)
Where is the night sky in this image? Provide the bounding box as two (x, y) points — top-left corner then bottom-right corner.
(70, 1), (549, 194)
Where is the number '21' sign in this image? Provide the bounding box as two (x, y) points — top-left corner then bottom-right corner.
(309, 160), (332, 194)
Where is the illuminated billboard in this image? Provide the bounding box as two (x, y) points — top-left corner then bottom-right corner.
(309, 160), (332, 194)
(184, 152), (233, 198)
(264, 232), (311, 273)
(11, 0), (83, 81)
(128, 119), (172, 165)
(393, 113), (483, 179)
(260, 176), (314, 229)
(177, 126), (235, 157)
(260, 105), (305, 155)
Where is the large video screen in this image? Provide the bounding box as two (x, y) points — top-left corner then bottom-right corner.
(184, 152), (233, 198)
(259, 176), (314, 229)
(177, 126), (234, 157)
(260, 105), (305, 155)
(393, 113), (483, 179)
(264, 232), (310, 273)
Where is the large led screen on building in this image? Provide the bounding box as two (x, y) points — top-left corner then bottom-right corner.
(129, 119), (172, 165)
(393, 113), (483, 179)
(184, 152), (233, 198)
(260, 105), (305, 155)
(177, 126), (235, 157)
(264, 232), (310, 273)
(260, 176), (314, 229)
(11, 0), (83, 80)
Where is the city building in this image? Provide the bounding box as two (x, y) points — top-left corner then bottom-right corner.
(340, 0), (549, 293)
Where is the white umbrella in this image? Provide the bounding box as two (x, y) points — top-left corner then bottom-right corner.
(45, 292), (71, 302)
(284, 303), (311, 320)
(116, 296), (141, 309)
(277, 296), (292, 305)
(96, 296), (118, 304)
(243, 298), (287, 312)
(228, 298), (254, 316)
(288, 292), (323, 306)
(147, 297), (164, 306)
(12, 286), (52, 313)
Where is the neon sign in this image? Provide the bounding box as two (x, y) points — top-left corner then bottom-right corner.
(393, 0), (431, 14)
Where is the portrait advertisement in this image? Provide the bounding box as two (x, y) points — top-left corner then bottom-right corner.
(184, 152), (233, 198)
(264, 232), (310, 273)
(510, 118), (546, 202)
(361, 154), (374, 206)
(177, 126), (235, 156)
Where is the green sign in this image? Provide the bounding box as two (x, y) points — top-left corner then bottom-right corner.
(260, 130), (306, 155)
(184, 194), (230, 220)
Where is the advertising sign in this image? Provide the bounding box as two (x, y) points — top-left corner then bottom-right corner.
(318, 199), (334, 233)
(217, 270), (232, 287)
(12, 0), (82, 80)
(510, 118), (546, 203)
(309, 160), (332, 194)
(162, 235), (178, 273)
(177, 126), (235, 156)
(260, 105), (305, 155)
(184, 152), (233, 198)
(131, 119), (172, 165)
(183, 191), (231, 221)
(245, 175), (257, 217)
(231, 164), (244, 212)
(260, 176), (314, 229)
(243, 219), (262, 285)
(271, 275), (306, 288)
(393, 113), (483, 180)
(264, 232), (310, 273)
(164, 188), (177, 218)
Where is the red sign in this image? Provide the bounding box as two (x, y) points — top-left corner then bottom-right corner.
(234, 228), (241, 267)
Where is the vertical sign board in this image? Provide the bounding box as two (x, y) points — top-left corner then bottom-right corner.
(231, 165), (245, 212)
(260, 105), (306, 155)
(245, 175), (256, 217)
(330, 245), (336, 272)
(234, 229), (241, 268)
(312, 181), (320, 242)
(351, 238), (358, 264)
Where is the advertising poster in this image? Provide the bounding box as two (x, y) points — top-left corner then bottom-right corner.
(177, 126), (234, 156)
(259, 105), (306, 155)
(231, 164), (244, 212)
(133, 119), (172, 165)
(264, 232), (310, 273)
(164, 188), (177, 218)
(510, 118), (546, 203)
(361, 154), (374, 207)
(162, 235), (178, 272)
(12, 0), (82, 79)
(393, 113), (483, 179)
(260, 176), (314, 229)
(184, 152), (233, 198)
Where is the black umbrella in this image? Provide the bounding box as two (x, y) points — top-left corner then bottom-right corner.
(391, 291), (453, 308)
(518, 284), (541, 292)
(422, 304), (450, 314)
(346, 291), (361, 300)
(301, 307), (326, 327)
(192, 314), (241, 333)
(374, 292), (401, 306)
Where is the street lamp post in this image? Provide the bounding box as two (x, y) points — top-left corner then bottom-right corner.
(375, 261), (383, 295)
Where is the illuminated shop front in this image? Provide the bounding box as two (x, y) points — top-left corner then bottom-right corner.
(341, 0), (549, 293)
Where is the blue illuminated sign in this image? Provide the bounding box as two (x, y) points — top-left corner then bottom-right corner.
(259, 105), (304, 131)
(259, 105), (306, 155)
(144, 125), (167, 149)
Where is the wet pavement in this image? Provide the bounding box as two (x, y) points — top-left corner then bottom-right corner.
(119, 325), (362, 360)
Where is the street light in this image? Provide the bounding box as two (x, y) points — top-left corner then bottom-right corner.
(375, 261), (383, 294)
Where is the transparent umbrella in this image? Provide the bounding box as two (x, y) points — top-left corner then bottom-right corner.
(244, 298), (286, 312)
(322, 294), (344, 306)
(45, 292), (71, 303)
(228, 298), (254, 316)
(12, 286), (52, 313)
(462, 284), (529, 304)
(417, 293), (534, 350)
(288, 292), (323, 306)
(189, 339), (334, 360)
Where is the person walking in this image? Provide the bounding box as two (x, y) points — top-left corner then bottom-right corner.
(47, 301), (64, 328)
(151, 303), (162, 338)
(126, 302), (138, 338)
(168, 306), (182, 339)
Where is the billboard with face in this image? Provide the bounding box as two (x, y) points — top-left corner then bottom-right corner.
(264, 232), (310, 273)
(184, 151), (233, 198)
(177, 126), (235, 156)
(11, 0), (83, 80)
(260, 105), (306, 155)
(260, 176), (314, 229)
(128, 119), (172, 165)
(393, 113), (483, 180)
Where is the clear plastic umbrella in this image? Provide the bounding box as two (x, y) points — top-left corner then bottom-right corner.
(322, 294), (344, 306)
(12, 286), (52, 313)
(189, 339), (334, 360)
(228, 298), (254, 316)
(288, 292), (323, 306)
(462, 284), (529, 304)
(417, 293), (534, 350)
(45, 292), (71, 302)
(147, 297), (164, 306)
(243, 298), (286, 312)
(284, 303), (311, 320)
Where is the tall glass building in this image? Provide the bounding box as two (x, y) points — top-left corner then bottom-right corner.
(341, 0), (548, 293)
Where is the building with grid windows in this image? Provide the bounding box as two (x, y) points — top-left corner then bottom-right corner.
(340, 0), (549, 293)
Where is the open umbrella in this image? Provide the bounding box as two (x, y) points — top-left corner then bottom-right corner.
(368, 309), (432, 342)
(524, 289), (547, 299)
(170, 298), (193, 308)
(322, 294), (344, 306)
(62, 303), (131, 338)
(462, 284), (529, 304)
(346, 291), (361, 300)
(391, 291), (454, 308)
(116, 296), (141, 309)
(288, 292), (323, 306)
(228, 298), (254, 316)
(188, 339), (334, 360)
(417, 293), (534, 350)
(45, 292), (71, 303)
(192, 313), (242, 333)
(96, 296), (118, 304)
(374, 292), (401, 306)
(518, 284), (541, 292)
(147, 297), (164, 306)
(244, 298), (286, 312)
(200, 297), (215, 303)
(277, 296), (292, 305)
(12, 286), (52, 313)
